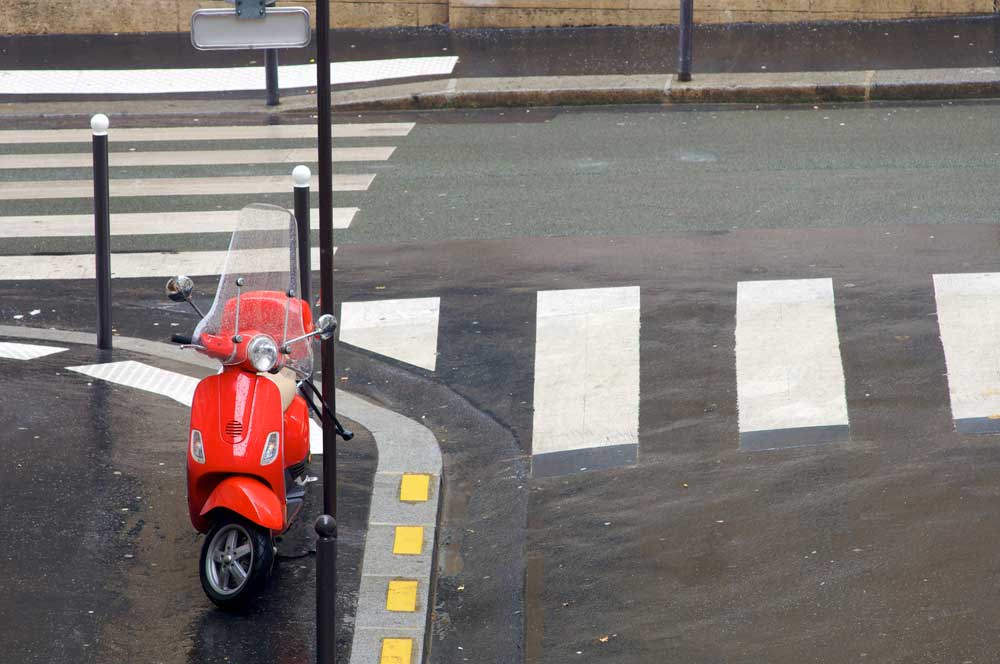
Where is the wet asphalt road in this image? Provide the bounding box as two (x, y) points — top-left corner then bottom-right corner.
(0, 344), (375, 663)
(6, 100), (1000, 257)
(8, 221), (1000, 661)
(6, 100), (1000, 661)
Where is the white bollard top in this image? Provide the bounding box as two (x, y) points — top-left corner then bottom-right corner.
(292, 164), (311, 188)
(91, 114), (110, 136)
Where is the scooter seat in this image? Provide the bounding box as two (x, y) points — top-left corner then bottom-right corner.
(258, 368), (297, 412)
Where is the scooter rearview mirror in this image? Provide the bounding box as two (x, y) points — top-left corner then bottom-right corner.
(166, 275), (195, 303)
(316, 314), (337, 341)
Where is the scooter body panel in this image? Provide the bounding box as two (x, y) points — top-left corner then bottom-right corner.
(187, 368), (288, 534)
(199, 475), (285, 531)
(284, 394), (310, 465)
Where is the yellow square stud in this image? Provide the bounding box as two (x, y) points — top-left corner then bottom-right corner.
(392, 526), (424, 555)
(399, 474), (431, 503)
(380, 638), (413, 664)
(386, 579), (419, 612)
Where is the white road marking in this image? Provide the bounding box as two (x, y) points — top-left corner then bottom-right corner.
(933, 273), (1000, 429)
(736, 278), (849, 438)
(0, 341), (68, 360)
(0, 173), (374, 200)
(0, 247), (330, 280)
(0, 146), (396, 169)
(67, 360), (323, 453)
(338, 298), (440, 371)
(0, 57), (458, 95)
(531, 287), (640, 457)
(68, 360), (199, 406)
(0, 208), (356, 238)
(0, 123), (415, 144)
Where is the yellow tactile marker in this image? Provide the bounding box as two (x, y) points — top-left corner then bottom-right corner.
(386, 579), (419, 612)
(399, 473), (431, 502)
(392, 526), (424, 555)
(380, 637), (413, 664)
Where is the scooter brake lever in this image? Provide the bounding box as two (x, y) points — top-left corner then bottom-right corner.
(179, 344), (207, 351)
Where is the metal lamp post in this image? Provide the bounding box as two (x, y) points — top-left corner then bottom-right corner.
(314, 0), (337, 660)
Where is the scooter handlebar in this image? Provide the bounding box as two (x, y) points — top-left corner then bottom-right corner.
(171, 333), (193, 345)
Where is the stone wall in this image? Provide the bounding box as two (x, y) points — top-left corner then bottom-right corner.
(0, 0), (993, 34)
(451, 0), (995, 29)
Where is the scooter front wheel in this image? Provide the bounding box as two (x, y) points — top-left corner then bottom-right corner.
(199, 514), (274, 611)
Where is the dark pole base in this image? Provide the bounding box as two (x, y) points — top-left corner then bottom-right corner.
(316, 515), (337, 663)
(265, 49), (280, 107)
(677, 0), (694, 83)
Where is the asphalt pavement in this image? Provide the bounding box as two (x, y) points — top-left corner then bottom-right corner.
(0, 343), (375, 663)
(6, 99), (1000, 662)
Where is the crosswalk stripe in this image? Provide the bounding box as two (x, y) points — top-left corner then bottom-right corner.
(0, 57), (457, 95)
(0, 123), (415, 144)
(0, 173), (374, 200)
(0, 246), (329, 280)
(66, 361), (325, 452)
(933, 273), (1000, 433)
(0, 342), (68, 360)
(339, 298), (441, 372)
(530, 286), (640, 478)
(736, 278), (850, 451)
(0, 147), (396, 169)
(67, 360), (199, 406)
(0, 208), (356, 237)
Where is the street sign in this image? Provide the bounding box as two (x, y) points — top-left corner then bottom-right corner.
(190, 8), (311, 51)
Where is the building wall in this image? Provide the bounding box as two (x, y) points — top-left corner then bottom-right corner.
(0, 0), (993, 34)
(451, 0), (995, 29)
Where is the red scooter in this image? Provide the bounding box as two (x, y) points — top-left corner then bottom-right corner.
(166, 203), (348, 610)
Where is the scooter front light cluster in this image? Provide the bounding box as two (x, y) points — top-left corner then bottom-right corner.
(247, 335), (280, 373)
(260, 431), (280, 466)
(190, 429), (206, 464)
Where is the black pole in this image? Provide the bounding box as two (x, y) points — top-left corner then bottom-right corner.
(265, 49), (280, 106)
(315, 514), (337, 663)
(678, 0), (694, 82)
(293, 166), (312, 307)
(92, 114), (112, 351)
(315, 0), (336, 660)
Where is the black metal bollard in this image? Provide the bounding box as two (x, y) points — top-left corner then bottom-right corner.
(293, 165), (312, 307)
(315, 514), (337, 663)
(678, 0), (694, 82)
(91, 114), (112, 351)
(265, 49), (280, 106)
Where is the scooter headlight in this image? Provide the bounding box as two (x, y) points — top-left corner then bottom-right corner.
(190, 429), (205, 464)
(260, 431), (280, 466)
(247, 335), (279, 373)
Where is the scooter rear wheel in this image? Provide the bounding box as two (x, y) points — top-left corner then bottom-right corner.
(199, 514), (274, 611)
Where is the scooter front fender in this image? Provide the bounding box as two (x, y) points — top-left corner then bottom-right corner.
(200, 476), (284, 532)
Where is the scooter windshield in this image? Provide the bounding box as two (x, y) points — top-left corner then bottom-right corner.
(193, 204), (313, 377)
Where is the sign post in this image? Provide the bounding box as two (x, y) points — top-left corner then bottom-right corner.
(313, 0), (337, 660)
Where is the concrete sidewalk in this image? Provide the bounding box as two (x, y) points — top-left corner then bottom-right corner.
(5, 15), (1000, 112)
(6, 66), (1000, 119)
(322, 66), (1000, 109)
